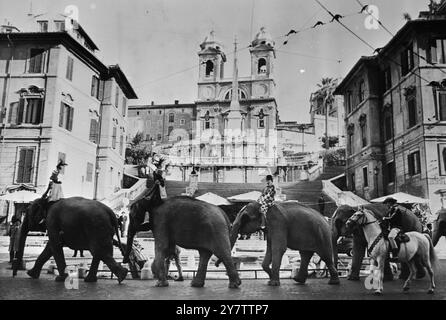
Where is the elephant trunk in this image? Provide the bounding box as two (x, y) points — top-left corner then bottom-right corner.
(331, 225), (339, 268)
(12, 214), (29, 277)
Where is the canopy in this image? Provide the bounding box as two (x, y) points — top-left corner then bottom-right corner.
(370, 192), (429, 204)
(195, 192), (232, 206)
(0, 190), (41, 203)
(227, 191), (262, 203)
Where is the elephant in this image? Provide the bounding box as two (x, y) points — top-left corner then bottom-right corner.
(125, 191), (241, 289)
(332, 203), (425, 281)
(221, 201), (340, 286)
(433, 209), (446, 247)
(12, 197), (128, 283)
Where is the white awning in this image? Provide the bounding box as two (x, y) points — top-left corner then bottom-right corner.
(0, 190), (41, 203)
(370, 192), (429, 204)
(227, 191), (262, 203)
(196, 192), (232, 206)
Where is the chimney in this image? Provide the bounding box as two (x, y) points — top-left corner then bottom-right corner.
(174, 100), (179, 105)
(151, 101), (154, 105)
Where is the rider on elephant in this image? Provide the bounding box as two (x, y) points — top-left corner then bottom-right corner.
(141, 152), (169, 226)
(39, 160), (68, 227)
(258, 175), (276, 229)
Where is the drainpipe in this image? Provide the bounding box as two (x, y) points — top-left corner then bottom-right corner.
(93, 80), (105, 200)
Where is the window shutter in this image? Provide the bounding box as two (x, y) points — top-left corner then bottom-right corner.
(91, 76), (96, 97)
(17, 98), (25, 124)
(439, 92), (446, 121)
(68, 107), (74, 131)
(24, 149), (34, 183)
(59, 102), (65, 127)
(17, 149), (26, 183)
(98, 80), (104, 100)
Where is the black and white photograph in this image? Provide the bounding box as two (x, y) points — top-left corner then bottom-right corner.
(0, 0), (446, 308)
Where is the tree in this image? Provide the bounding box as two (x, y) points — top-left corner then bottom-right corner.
(314, 78), (338, 149)
(125, 132), (151, 166)
(321, 136), (339, 149)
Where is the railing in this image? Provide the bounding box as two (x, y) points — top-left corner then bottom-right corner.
(322, 178), (369, 207)
(168, 156), (315, 167)
(101, 175), (147, 212)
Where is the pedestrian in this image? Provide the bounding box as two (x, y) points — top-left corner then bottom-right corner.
(8, 214), (22, 264)
(258, 175), (276, 229)
(39, 160), (68, 226)
(73, 250), (84, 258)
(318, 194), (325, 215)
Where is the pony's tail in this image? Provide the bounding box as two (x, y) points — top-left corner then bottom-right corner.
(425, 234), (439, 272)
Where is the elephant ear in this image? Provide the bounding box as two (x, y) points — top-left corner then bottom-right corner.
(245, 203), (261, 220)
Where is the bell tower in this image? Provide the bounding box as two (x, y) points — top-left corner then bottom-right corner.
(197, 31), (227, 101)
(250, 27), (276, 99)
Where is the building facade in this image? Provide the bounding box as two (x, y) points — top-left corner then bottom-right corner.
(0, 18), (137, 202)
(335, 6), (446, 212)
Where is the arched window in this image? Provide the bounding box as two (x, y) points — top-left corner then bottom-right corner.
(205, 60), (214, 77)
(258, 58), (267, 74)
(224, 89), (247, 100)
(169, 113), (174, 123)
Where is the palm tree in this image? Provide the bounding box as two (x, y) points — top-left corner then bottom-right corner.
(314, 78), (338, 149)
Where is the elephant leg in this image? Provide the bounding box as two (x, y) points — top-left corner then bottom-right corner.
(85, 256), (100, 282)
(294, 251), (313, 285)
(165, 258), (171, 279)
(261, 240), (273, 279)
(269, 240), (286, 286)
(101, 254), (128, 284)
(174, 255), (184, 281)
(27, 243), (53, 279)
(153, 246), (169, 287)
(191, 250), (212, 288)
(319, 251), (340, 285)
(50, 243), (68, 282)
(348, 237), (366, 281)
(213, 246), (241, 289)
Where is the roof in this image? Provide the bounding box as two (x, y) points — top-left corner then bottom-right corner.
(107, 65), (138, 99)
(334, 18), (446, 95)
(0, 32), (108, 74)
(333, 56), (377, 95)
(76, 24), (99, 51)
(129, 103), (196, 110)
(371, 192), (429, 204)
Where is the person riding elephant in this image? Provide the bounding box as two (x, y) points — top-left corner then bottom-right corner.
(219, 201), (340, 286)
(124, 187), (241, 288)
(433, 208), (446, 247)
(332, 203), (425, 281)
(141, 153), (169, 226)
(258, 175), (276, 229)
(39, 160), (68, 227)
(13, 197), (128, 283)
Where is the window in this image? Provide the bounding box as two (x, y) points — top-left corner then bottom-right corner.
(401, 43), (414, 76)
(16, 148), (34, 183)
(159, 110), (162, 115)
(58, 152), (66, 174)
(350, 173), (356, 192)
(168, 126), (174, 135)
(205, 60), (214, 77)
(439, 91), (446, 121)
(407, 98), (417, 128)
(38, 21), (48, 32)
(112, 127), (117, 149)
(59, 102), (74, 131)
(346, 91), (353, 114)
(359, 115), (367, 148)
(180, 119), (185, 125)
(28, 49), (45, 73)
(91, 75), (100, 98)
(66, 56), (74, 81)
(122, 97), (127, 117)
(225, 89), (247, 100)
(441, 146), (446, 176)
(177, 136), (182, 141)
(145, 134), (150, 141)
(428, 38), (446, 64)
(54, 21), (65, 32)
(358, 80), (365, 103)
(258, 109), (265, 128)
(384, 68), (392, 91)
(384, 112), (393, 141)
(9, 98), (44, 125)
(169, 113), (174, 123)
(258, 58), (267, 74)
(157, 133), (162, 141)
(119, 135), (124, 156)
(385, 161), (395, 184)
(408, 151), (421, 176)
(363, 167), (369, 188)
(115, 86), (119, 108)
(89, 119), (99, 143)
(348, 133), (354, 155)
(86, 163), (94, 182)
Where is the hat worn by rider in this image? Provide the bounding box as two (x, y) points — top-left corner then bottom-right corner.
(383, 197), (397, 205)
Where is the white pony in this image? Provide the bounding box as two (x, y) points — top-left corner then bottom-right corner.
(346, 208), (437, 295)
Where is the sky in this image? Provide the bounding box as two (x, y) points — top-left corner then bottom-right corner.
(0, 0), (432, 122)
